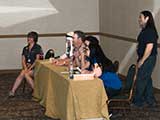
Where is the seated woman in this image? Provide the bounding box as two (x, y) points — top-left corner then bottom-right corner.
(9, 31), (43, 97)
(81, 36), (122, 98)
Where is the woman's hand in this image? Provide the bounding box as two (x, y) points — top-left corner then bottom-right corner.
(52, 59), (68, 66)
(137, 59), (144, 68)
(81, 69), (93, 74)
(93, 63), (102, 77)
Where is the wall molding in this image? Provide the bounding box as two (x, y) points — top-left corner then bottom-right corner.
(0, 32), (99, 38)
(0, 32), (137, 43)
(0, 69), (20, 74)
(99, 32), (137, 43)
(99, 32), (160, 47)
(0, 32), (159, 47)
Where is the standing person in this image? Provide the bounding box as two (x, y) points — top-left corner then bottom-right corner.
(9, 31), (43, 97)
(132, 10), (158, 107)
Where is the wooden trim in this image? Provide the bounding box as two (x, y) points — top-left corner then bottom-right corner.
(0, 69), (21, 74)
(0, 32), (99, 39)
(0, 32), (159, 47)
(0, 32), (137, 43)
(86, 32), (100, 35)
(99, 32), (137, 43)
(0, 33), (66, 38)
(99, 32), (160, 48)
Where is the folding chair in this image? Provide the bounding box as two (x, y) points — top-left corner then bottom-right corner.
(108, 64), (136, 109)
(113, 60), (119, 73)
(45, 49), (55, 59)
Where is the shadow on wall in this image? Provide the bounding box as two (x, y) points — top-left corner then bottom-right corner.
(152, 2), (160, 88)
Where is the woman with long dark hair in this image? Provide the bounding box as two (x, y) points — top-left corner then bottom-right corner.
(81, 36), (122, 98)
(132, 10), (158, 107)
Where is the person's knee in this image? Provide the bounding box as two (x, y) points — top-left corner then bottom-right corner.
(24, 72), (29, 78)
(16, 70), (25, 79)
(24, 72), (33, 80)
(20, 70), (26, 75)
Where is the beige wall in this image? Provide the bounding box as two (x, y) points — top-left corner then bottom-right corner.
(99, 0), (160, 88)
(0, 0), (99, 69)
(1, 0), (160, 88)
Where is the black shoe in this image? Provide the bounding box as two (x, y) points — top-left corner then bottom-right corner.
(8, 91), (15, 97)
(143, 101), (157, 109)
(147, 102), (157, 108)
(130, 103), (143, 109)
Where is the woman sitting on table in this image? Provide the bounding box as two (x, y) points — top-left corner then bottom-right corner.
(9, 31), (43, 97)
(81, 36), (122, 98)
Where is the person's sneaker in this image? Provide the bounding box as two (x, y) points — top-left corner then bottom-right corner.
(9, 91), (15, 97)
(147, 102), (157, 108)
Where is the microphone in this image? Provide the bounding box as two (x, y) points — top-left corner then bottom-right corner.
(65, 32), (74, 58)
(65, 31), (74, 79)
(66, 40), (71, 58)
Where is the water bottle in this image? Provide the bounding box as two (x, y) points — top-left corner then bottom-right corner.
(69, 57), (74, 79)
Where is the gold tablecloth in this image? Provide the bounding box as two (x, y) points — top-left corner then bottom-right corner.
(33, 60), (109, 120)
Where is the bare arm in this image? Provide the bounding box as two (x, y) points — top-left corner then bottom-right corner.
(80, 52), (90, 70)
(28, 54), (40, 70)
(81, 63), (102, 77)
(93, 63), (102, 77)
(22, 55), (27, 70)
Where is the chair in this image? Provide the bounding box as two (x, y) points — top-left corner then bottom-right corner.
(45, 49), (55, 59)
(113, 60), (119, 73)
(108, 64), (136, 109)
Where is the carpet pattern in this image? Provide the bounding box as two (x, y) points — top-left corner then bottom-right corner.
(0, 72), (160, 120)
(0, 72), (55, 120)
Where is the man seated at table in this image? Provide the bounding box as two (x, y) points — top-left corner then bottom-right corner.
(52, 30), (85, 67)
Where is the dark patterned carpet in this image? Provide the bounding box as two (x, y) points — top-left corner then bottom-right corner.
(0, 71), (160, 120)
(0, 72), (55, 120)
(109, 88), (160, 120)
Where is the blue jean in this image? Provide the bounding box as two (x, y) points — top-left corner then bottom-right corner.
(133, 55), (157, 106)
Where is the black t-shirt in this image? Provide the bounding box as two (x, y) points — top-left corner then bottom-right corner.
(22, 44), (43, 64)
(137, 28), (158, 61)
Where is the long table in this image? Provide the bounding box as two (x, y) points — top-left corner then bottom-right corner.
(33, 60), (109, 120)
